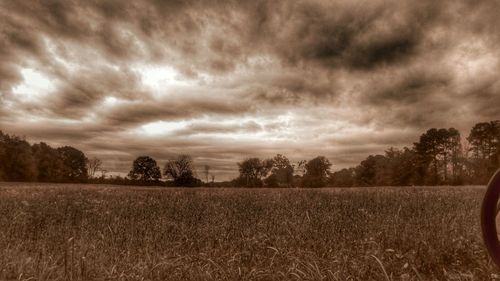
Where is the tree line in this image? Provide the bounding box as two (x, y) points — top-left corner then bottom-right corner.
(233, 121), (500, 187)
(0, 120), (499, 187)
(0, 131), (88, 182)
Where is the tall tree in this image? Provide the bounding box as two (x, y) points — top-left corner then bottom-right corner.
(57, 146), (89, 182)
(446, 128), (462, 184)
(414, 128), (461, 185)
(385, 147), (419, 186)
(266, 154), (294, 187)
(0, 132), (37, 181)
(128, 156), (161, 182)
(352, 148), (419, 187)
(302, 156), (331, 187)
(237, 158), (273, 187)
(467, 120), (500, 182)
(355, 154), (389, 186)
(32, 142), (64, 182)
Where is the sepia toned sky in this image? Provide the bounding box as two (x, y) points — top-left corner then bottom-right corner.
(1, 0), (499, 180)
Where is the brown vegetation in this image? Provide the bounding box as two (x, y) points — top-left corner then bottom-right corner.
(0, 183), (492, 280)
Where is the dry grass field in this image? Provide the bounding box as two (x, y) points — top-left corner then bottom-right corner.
(0, 183), (495, 280)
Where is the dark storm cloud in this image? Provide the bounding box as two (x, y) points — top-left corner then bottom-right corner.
(0, 0), (447, 86)
(240, 72), (339, 105)
(364, 68), (451, 107)
(99, 95), (255, 127)
(241, 0), (445, 70)
(52, 67), (144, 117)
(1, 0), (500, 179)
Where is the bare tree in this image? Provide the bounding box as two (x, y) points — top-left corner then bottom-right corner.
(164, 155), (193, 179)
(87, 157), (103, 178)
(294, 160), (307, 176)
(164, 155), (199, 186)
(203, 165), (210, 183)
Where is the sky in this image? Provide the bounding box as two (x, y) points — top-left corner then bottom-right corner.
(1, 0), (499, 180)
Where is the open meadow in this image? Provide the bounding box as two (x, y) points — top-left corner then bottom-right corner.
(0, 183), (495, 281)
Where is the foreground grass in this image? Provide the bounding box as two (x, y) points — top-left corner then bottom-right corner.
(0, 183), (495, 280)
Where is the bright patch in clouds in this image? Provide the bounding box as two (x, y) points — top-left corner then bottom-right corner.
(102, 96), (128, 108)
(138, 120), (191, 135)
(104, 96), (118, 106)
(133, 64), (191, 96)
(135, 116), (295, 141)
(449, 40), (499, 81)
(12, 68), (55, 102)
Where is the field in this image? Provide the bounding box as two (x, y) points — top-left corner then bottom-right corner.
(0, 183), (495, 281)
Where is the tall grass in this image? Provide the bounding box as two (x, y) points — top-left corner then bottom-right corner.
(0, 183), (494, 280)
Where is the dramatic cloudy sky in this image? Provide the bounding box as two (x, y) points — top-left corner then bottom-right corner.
(1, 0), (499, 180)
